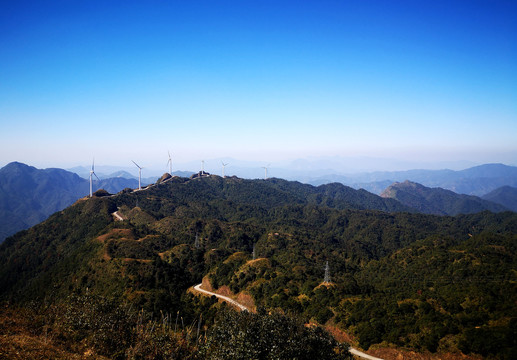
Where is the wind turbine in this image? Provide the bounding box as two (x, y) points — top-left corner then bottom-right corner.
(132, 160), (143, 190)
(167, 151), (173, 175)
(221, 161), (228, 178)
(262, 164), (270, 180)
(89, 158), (100, 197)
(201, 160), (205, 174)
(324, 261), (331, 284)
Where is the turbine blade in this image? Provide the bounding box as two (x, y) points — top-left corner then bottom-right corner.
(132, 160), (141, 169)
(94, 172), (100, 181)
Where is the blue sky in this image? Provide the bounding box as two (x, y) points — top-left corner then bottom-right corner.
(1, 0), (516, 172)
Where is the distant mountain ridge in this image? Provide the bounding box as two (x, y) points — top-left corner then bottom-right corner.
(380, 180), (509, 215)
(0, 162), (411, 243)
(0, 162), (84, 241)
(66, 162), (517, 196)
(2, 161), (516, 242)
(482, 185), (517, 212)
(0, 162), (147, 242)
(68, 165), (193, 183)
(306, 163), (517, 196)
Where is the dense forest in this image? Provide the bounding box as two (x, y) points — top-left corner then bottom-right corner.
(1, 175), (515, 359)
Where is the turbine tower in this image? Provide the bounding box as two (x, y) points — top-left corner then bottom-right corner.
(167, 151), (173, 175)
(221, 162), (228, 178)
(262, 164), (270, 180)
(324, 261), (331, 284)
(132, 160), (143, 190)
(89, 158), (100, 197)
(201, 160), (205, 174)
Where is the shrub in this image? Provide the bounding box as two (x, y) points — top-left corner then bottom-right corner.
(200, 309), (351, 360)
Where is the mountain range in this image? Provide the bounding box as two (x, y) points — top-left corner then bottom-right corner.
(2, 161), (517, 243)
(1, 173), (515, 358)
(482, 185), (517, 212)
(67, 165), (194, 183)
(302, 163), (517, 196)
(63, 161), (517, 197)
(63, 161), (517, 198)
(0, 162), (144, 242)
(380, 180), (509, 216)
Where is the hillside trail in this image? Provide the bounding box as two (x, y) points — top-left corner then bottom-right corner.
(112, 209), (124, 221)
(192, 283), (383, 360)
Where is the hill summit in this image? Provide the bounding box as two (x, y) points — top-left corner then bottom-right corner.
(380, 180), (508, 215)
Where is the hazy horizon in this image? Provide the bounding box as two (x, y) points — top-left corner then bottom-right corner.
(1, 1), (516, 170)
(2, 156), (516, 182)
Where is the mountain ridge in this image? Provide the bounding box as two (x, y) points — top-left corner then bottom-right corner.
(306, 163), (517, 196)
(0, 162), (145, 242)
(380, 180), (509, 215)
(3, 161), (516, 242)
(0, 161), (417, 243)
(481, 185), (517, 212)
(1, 173), (515, 358)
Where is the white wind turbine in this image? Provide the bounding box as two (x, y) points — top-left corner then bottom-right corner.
(262, 163), (270, 180)
(132, 160), (143, 190)
(201, 160), (205, 174)
(89, 158), (100, 197)
(221, 161), (228, 178)
(167, 151), (173, 175)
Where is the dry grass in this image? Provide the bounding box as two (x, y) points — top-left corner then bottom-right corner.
(0, 305), (109, 360)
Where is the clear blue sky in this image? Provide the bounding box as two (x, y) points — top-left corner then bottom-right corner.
(1, 0), (516, 171)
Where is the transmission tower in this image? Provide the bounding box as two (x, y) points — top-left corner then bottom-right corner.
(324, 261), (331, 284)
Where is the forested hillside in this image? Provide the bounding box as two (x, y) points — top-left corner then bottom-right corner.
(0, 162), (141, 242)
(482, 186), (517, 212)
(1, 175), (515, 359)
(380, 180), (508, 215)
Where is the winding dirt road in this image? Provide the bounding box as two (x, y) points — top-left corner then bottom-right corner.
(112, 210), (124, 221)
(193, 283), (248, 311)
(192, 283), (383, 360)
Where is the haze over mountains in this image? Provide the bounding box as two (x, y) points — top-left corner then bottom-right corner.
(68, 164), (194, 184)
(482, 186), (517, 212)
(1, 161), (516, 243)
(301, 163), (517, 196)
(59, 161), (517, 197)
(380, 180), (509, 216)
(0, 162), (142, 242)
(69, 161), (517, 196)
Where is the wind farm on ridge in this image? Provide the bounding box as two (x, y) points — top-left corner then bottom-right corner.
(87, 152), (272, 198)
